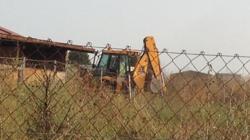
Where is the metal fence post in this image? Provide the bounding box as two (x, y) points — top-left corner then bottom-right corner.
(65, 50), (70, 80)
(128, 73), (132, 99)
(18, 57), (26, 83)
(54, 60), (57, 72)
(100, 68), (103, 87)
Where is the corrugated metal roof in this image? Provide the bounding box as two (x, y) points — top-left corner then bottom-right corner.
(0, 26), (95, 53)
(0, 26), (21, 36)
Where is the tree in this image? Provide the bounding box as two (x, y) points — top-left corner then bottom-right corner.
(68, 51), (91, 65)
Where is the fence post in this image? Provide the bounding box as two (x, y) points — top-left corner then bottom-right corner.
(65, 50), (70, 80)
(128, 73), (132, 99)
(160, 73), (166, 96)
(100, 68), (103, 87)
(18, 57), (26, 83)
(54, 60), (57, 72)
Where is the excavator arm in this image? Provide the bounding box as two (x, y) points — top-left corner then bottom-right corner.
(133, 36), (166, 93)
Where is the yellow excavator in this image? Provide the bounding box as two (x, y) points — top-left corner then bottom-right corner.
(93, 36), (166, 94)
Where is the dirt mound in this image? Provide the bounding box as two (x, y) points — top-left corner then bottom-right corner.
(167, 70), (249, 103)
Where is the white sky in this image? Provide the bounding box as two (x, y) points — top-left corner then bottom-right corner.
(1, 0), (250, 55)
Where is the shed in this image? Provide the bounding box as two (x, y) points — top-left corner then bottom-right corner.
(0, 26), (95, 68)
(0, 26), (95, 83)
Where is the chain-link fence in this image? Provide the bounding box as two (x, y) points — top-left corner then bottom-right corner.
(0, 48), (250, 140)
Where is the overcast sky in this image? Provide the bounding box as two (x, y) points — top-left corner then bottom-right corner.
(1, 0), (250, 56)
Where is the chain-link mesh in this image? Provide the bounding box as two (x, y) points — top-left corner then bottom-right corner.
(0, 45), (250, 140)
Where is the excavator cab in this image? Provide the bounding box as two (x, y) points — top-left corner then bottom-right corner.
(97, 51), (138, 75)
(94, 48), (139, 92)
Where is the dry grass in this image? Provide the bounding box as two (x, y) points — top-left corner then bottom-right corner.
(0, 68), (250, 139)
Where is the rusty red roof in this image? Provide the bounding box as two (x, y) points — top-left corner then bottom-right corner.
(0, 26), (95, 53)
(0, 26), (21, 36)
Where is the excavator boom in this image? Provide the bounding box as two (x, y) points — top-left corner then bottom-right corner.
(133, 36), (165, 93)
(144, 36), (162, 78)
